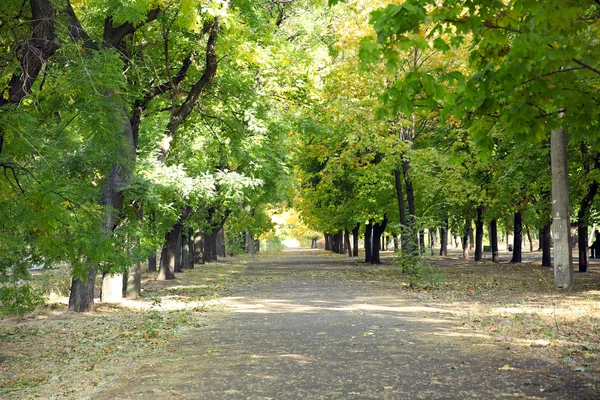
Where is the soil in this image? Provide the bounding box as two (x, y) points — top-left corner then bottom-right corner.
(90, 250), (600, 399)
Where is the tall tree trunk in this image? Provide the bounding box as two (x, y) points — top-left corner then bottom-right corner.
(148, 252), (157, 271)
(158, 221), (183, 280)
(371, 216), (388, 264)
(402, 161), (419, 256)
(439, 218), (448, 256)
(68, 108), (135, 312)
(324, 233), (331, 251)
(394, 167), (406, 250)
(174, 224), (183, 273)
(551, 127), (573, 289)
(542, 221), (552, 267)
(577, 180), (598, 272)
(204, 231), (217, 261)
(489, 219), (499, 263)
(193, 230), (204, 264)
(474, 207), (484, 262)
(462, 221), (469, 260)
(188, 229), (195, 269)
(345, 229), (352, 257)
(510, 211), (523, 263)
(216, 228), (226, 258)
(526, 225), (533, 252)
(246, 229), (255, 258)
(352, 224), (359, 257)
(364, 222), (373, 263)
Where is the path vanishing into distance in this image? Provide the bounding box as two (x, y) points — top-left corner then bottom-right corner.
(94, 250), (598, 400)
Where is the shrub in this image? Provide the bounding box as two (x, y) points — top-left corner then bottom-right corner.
(0, 282), (45, 316)
(395, 253), (445, 289)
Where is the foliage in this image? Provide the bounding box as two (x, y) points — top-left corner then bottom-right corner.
(0, 282), (45, 316)
(394, 253), (445, 289)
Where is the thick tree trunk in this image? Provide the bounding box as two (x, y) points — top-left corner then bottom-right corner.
(194, 230), (204, 264)
(439, 218), (448, 256)
(371, 216), (388, 264)
(352, 225), (359, 257)
(324, 233), (331, 251)
(216, 228), (226, 258)
(474, 207), (484, 262)
(204, 231), (218, 261)
(551, 127), (573, 289)
(510, 211), (523, 263)
(364, 222), (373, 263)
(158, 221), (183, 280)
(101, 273), (123, 302)
(148, 252), (157, 271)
(68, 108), (135, 311)
(542, 221), (552, 267)
(124, 261), (141, 298)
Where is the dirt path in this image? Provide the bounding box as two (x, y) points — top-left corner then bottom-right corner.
(93, 251), (598, 399)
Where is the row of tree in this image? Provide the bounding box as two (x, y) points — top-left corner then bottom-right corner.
(294, 0), (600, 290)
(0, 0), (329, 311)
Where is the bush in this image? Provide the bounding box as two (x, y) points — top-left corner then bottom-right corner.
(395, 253), (445, 289)
(0, 282), (45, 315)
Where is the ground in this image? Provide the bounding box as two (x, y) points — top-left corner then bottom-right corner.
(1, 249), (599, 399)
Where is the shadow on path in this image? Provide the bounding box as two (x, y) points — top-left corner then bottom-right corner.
(93, 250), (598, 399)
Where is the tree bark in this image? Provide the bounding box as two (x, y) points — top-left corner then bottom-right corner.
(542, 221), (552, 267)
(402, 161), (419, 256)
(371, 216), (388, 264)
(462, 222), (469, 260)
(101, 273), (123, 302)
(439, 218), (448, 256)
(352, 224), (359, 257)
(194, 230), (204, 264)
(148, 252), (157, 271)
(510, 211), (523, 263)
(216, 228), (226, 258)
(551, 127), (573, 289)
(364, 222), (373, 263)
(576, 180), (598, 272)
(158, 221), (183, 280)
(489, 219), (499, 263)
(324, 233), (331, 251)
(526, 225), (533, 252)
(174, 224), (183, 273)
(246, 229), (255, 258)
(344, 229), (352, 257)
(474, 206), (484, 262)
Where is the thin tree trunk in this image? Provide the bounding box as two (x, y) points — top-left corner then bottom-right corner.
(577, 181), (598, 272)
(474, 207), (484, 262)
(542, 221), (552, 267)
(216, 228), (226, 257)
(489, 219), (499, 263)
(174, 223), (183, 273)
(526, 225), (533, 252)
(402, 161), (419, 256)
(365, 222), (373, 263)
(188, 229), (195, 269)
(345, 229), (352, 257)
(246, 229), (255, 258)
(462, 222), (469, 260)
(551, 127), (573, 289)
(371, 216), (388, 264)
(324, 233), (331, 251)
(510, 211), (523, 263)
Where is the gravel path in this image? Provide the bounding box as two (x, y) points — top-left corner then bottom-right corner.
(93, 251), (598, 399)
